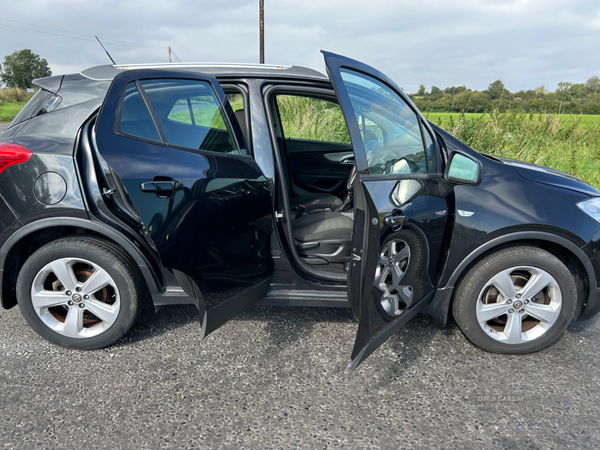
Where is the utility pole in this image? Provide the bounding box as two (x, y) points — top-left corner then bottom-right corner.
(168, 47), (172, 63)
(259, 0), (264, 64)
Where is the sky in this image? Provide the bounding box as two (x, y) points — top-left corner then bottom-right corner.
(0, 0), (599, 94)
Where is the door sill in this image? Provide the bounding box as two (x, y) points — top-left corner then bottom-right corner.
(260, 289), (349, 307)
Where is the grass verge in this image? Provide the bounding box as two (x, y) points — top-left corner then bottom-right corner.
(0, 100), (27, 123)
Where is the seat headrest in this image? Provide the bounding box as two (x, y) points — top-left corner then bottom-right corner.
(234, 109), (248, 144)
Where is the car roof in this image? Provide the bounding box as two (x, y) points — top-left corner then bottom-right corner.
(79, 63), (329, 82)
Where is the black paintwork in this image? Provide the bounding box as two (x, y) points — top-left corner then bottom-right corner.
(0, 55), (599, 368)
(94, 69), (273, 335)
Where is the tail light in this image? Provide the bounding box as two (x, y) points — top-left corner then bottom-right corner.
(0, 143), (32, 174)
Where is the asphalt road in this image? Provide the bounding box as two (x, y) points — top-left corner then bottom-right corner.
(1, 302), (599, 449)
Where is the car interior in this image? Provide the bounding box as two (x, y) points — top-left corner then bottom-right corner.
(265, 92), (358, 278)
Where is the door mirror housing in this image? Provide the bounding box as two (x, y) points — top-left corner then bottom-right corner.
(446, 153), (481, 185)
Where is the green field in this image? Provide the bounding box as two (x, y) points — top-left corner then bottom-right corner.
(424, 112), (600, 131)
(0, 100), (27, 123)
(3, 96), (600, 188)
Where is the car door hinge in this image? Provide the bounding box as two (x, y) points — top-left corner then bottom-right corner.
(102, 187), (116, 198)
(351, 253), (361, 261)
(275, 211), (284, 220)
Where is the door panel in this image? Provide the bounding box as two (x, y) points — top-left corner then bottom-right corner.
(95, 69), (272, 336)
(348, 179), (450, 368)
(323, 51), (450, 369)
(286, 139), (353, 195)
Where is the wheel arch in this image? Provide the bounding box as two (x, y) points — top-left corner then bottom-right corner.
(0, 217), (162, 309)
(429, 231), (595, 327)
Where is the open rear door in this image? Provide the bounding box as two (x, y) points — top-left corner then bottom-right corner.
(323, 51), (450, 369)
(94, 69), (273, 337)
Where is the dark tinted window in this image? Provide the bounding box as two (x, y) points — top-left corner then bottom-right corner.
(225, 91), (248, 151)
(141, 79), (240, 154)
(423, 124), (437, 172)
(11, 89), (61, 126)
(119, 82), (160, 142)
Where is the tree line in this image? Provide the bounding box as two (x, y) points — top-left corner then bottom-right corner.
(409, 77), (600, 115)
(0, 49), (52, 90)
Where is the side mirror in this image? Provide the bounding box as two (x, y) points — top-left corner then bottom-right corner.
(446, 153), (481, 185)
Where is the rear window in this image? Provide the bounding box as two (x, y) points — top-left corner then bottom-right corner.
(10, 89), (61, 126)
(117, 78), (241, 155)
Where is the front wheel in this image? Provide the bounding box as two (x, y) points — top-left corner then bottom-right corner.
(17, 237), (143, 349)
(452, 246), (577, 354)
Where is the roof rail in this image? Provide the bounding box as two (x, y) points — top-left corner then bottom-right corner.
(115, 62), (291, 70)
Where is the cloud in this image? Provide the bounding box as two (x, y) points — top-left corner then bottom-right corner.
(0, 0), (598, 93)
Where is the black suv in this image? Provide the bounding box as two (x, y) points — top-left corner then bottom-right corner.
(1, 52), (599, 369)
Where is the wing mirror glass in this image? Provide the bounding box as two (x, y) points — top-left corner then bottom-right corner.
(447, 153), (480, 184)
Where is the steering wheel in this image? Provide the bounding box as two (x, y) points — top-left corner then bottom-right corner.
(363, 129), (380, 165)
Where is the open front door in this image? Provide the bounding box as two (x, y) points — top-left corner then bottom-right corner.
(95, 69), (272, 337)
(323, 52), (451, 369)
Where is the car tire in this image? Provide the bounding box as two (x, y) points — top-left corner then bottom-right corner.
(452, 246), (577, 354)
(373, 228), (426, 320)
(17, 237), (144, 350)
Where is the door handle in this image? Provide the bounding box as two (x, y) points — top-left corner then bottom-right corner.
(324, 151), (354, 164)
(140, 176), (184, 198)
(383, 212), (406, 231)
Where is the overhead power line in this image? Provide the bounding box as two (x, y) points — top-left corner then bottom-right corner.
(0, 22), (96, 42)
(0, 18), (167, 49)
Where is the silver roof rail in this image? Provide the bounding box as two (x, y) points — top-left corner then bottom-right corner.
(114, 62), (291, 70)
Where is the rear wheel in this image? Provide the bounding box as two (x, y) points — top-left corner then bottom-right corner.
(17, 237), (143, 349)
(452, 246), (577, 354)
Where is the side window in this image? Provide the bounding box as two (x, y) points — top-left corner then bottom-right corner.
(119, 82), (160, 142)
(339, 68), (430, 175)
(275, 95), (350, 144)
(423, 123), (437, 173)
(224, 90), (249, 152)
(226, 92), (244, 113)
(356, 113), (383, 155)
(139, 78), (240, 154)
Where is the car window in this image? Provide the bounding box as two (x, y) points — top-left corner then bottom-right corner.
(11, 89), (61, 126)
(275, 95), (350, 144)
(119, 82), (160, 142)
(226, 92), (244, 113)
(139, 78), (240, 155)
(224, 90), (250, 152)
(423, 123), (437, 172)
(356, 113), (384, 156)
(339, 68), (429, 175)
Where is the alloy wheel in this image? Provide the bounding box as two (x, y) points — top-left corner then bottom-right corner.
(374, 238), (413, 316)
(30, 257), (121, 339)
(476, 266), (562, 344)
